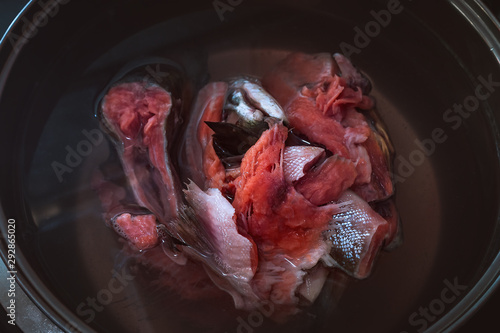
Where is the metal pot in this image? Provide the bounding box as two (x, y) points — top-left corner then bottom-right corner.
(1, 0), (499, 332)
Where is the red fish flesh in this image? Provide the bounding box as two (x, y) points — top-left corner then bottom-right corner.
(95, 52), (401, 322)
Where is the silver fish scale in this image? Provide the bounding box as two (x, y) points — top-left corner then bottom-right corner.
(327, 205), (371, 273)
(226, 78), (287, 125)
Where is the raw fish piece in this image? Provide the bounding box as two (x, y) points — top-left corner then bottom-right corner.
(112, 213), (159, 251)
(184, 181), (259, 309)
(283, 146), (325, 183)
(285, 95), (350, 157)
(95, 52), (400, 323)
(372, 198), (402, 251)
(322, 190), (389, 279)
(101, 81), (180, 221)
(263, 52), (393, 201)
(262, 52), (339, 109)
(232, 123), (343, 316)
(333, 53), (372, 94)
(351, 130), (394, 202)
(295, 155), (358, 206)
(228, 78), (287, 122)
(184, 82), (228, 190)
(297, 264), (330, 304)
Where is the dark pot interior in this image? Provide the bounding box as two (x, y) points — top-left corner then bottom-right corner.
(1, 0), (500, 332)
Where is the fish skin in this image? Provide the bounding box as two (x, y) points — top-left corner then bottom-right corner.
(225, 89), (265, 124)
(240, 80), (286, 120)
(323, 190), (389, 279)
(184, 82), (228, 190)
(282, 146), (325, 183)
(184, 181), (257, 280)
(228, 78), (287, 122)
(297, 264), (330, 304)
(371, 198), (402, 251)
(183, 181), (260, 309)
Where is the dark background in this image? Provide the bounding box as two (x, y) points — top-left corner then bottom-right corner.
(0, 1), (499, 332)
(444, 0), (500, 315)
